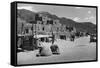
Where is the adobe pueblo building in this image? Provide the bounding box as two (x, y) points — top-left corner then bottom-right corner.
(17, 13), (76, 40)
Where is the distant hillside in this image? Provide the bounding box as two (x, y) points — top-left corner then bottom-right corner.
(17, 9), (96, 34)
(17, 9), (36, 22)
(59, 17), (96, 34)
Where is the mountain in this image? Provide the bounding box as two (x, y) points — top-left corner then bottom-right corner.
(17, 9), (96, 34)
(59, 17), (96, 34)
(17, 9), (36, 22)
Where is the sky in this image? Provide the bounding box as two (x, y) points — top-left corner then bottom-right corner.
(17, 3), (96, 24)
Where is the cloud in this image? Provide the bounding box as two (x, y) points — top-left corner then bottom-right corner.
(84, 16), (96, 24)
(85, 17), (89, 20)
(85, 16), (94, 20)
(73, 17), (80, 21)
(17, 6), (37, 12)
(88, 10), (92, 14)
(89, 16), (94, 19)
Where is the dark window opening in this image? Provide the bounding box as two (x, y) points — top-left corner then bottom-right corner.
(25, 29), (29, 33)
(42, 27), (44, 31)
(60, 35), (66, 40)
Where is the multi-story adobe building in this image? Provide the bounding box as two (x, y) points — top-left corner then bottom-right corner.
(17, 13), (76, 40)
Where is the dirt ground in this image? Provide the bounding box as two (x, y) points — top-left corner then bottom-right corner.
(17, 36), (96, 65)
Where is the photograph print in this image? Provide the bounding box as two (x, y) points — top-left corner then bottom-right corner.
(16, 2), (97, 65)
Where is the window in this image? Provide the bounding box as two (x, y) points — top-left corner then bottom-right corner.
(42, 27), (44, 31)
(25, 29), (29, 33)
